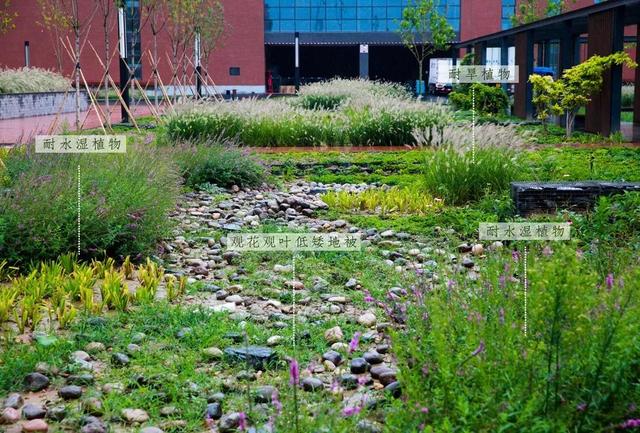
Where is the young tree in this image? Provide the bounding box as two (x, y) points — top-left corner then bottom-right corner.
(0, 0), (17, 35)
(96, 0), (116, 112)
(511, 0), (575, 26)
(195, 0), (226, 94)
(529, 74), (563, 132)
(141, 0), (169, 106)
(36, 0), (72, 72)
(398, 0), (455, 97)
(166, 0), (199, 99)
(69, 0), (98, 129)
(529, 52), (637, 137)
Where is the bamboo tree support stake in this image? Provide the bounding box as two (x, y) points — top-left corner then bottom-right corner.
(60, 37), (110, 134)
(147, 50), (175, 114)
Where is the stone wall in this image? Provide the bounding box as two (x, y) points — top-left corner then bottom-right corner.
(511, 181), (640, 216)
(0, 92), (89, 120)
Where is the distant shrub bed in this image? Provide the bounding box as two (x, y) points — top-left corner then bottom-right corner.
(0, 145), (180, 264)
(163, 79), (451, 147)
(449, 83), (510, 115)
(0, 67), (71, 94)
(174, 142), (267, 189)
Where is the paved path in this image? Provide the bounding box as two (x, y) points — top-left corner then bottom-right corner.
(0, 104), (158, 145)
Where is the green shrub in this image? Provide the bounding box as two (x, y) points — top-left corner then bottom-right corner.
(0, 145), (180, 264)
(0, 67), (70, 94)
(175, 143), (266, 189)
(449, 83), (509, 115)
(388, 244), (640, 431)
(422, 146), (518, 205)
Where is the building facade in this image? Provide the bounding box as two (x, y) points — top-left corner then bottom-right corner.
(0, 0), (633, 94)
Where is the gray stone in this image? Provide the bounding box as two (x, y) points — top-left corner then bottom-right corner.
(112, 352), (130, 366)
(206, 402), (222, 420)
(22, 404), (46, 420)
(3, 393), (23, 409)
(121, 408), (149, 423)
(59, 385), (83, 400)
(45, 406), (66, 421)
(350, 358), (369, 374)
(219, 412), (242, 432)
(224, 346), (277, 370)
(254, 385), (276, 403)
(24, 373), (49, 392)
(340, 374), (358, 390)
(66, 374), (94, 386)
(363, 351), (384, 365)
(301, 377), (324, 392)
(322, 350), (342, 366)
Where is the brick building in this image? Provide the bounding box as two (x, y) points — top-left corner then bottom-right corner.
(0, 0), (635, 93)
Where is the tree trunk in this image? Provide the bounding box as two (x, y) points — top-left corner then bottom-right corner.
(566, 110), (575, 138)
(418, 59), (423, 99)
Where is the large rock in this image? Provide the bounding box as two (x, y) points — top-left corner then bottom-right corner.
(324, 326), (343, 344)
(224, 346), (277, 370)
(0, 407), (20, 424)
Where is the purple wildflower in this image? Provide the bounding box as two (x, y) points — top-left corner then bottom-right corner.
(621, 419), (640, 429)
(576, 402), (587, 412)
(289, 358), (300, 386)
(238, 412), (247, 431)
(471, 340), (485, 357)
(499, 307), (505, 325)
(606, 273), (615, 291)
(512, 250), (521, 261)
(348, 332), (361, 354)
(542, 245), (553, 257)
(364, 290), (374, 303)
(272, 389), (282, 414)
(342, 406), (362, 417)
(498, 275), (506, 288)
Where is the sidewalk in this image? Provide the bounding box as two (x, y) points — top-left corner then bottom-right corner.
(0, 104), (158, 145)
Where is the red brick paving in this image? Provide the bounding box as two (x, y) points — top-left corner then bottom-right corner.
(0, 104), (158, 145)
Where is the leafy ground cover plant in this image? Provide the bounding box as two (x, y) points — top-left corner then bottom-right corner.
(321, 186), (443, 215)
(0, 144), (180, 263)
(0, 67), (71, 94)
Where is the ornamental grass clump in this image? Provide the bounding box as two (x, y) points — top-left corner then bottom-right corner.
(163, 79), (452, 147)
(0, 67), (71, 94)
(422, 145), (519, 205)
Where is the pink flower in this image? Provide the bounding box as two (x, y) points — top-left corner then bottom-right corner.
(238, 412), (247, 431)
(542, 245), (553, 257)
(512, 250), (521, 261)
(348, 332), (361, 354)
(364, 290), (374, 303)
(342, 406), (362, 417)
(289, 358), (299, 386)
